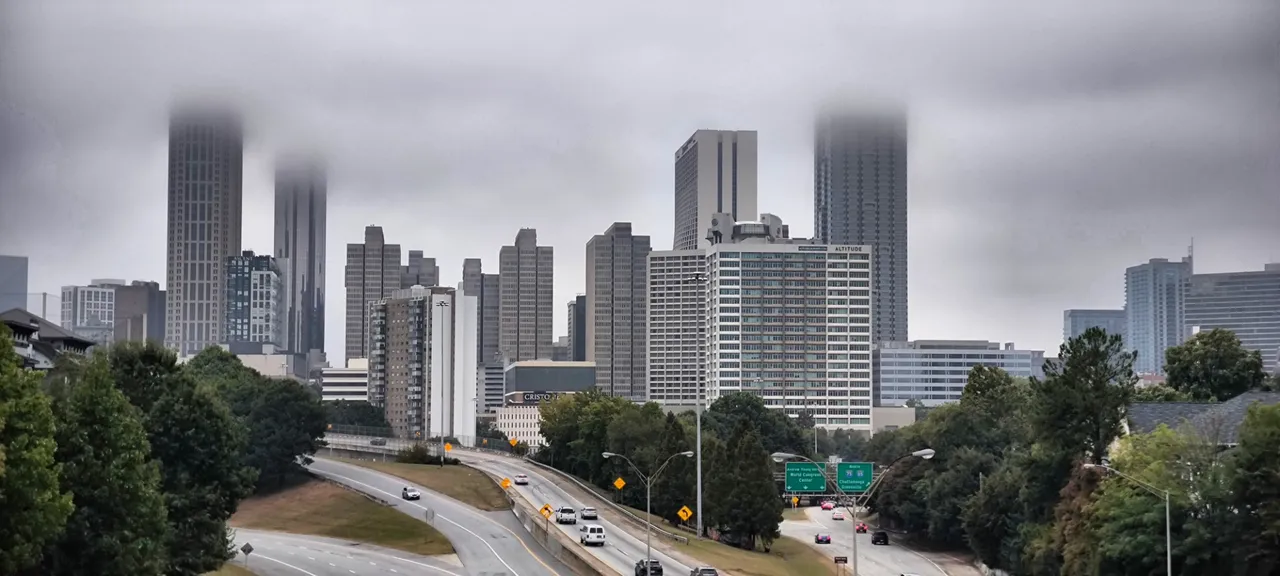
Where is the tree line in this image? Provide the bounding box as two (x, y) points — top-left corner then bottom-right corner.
(0, 326), (327, 576)
(537, 389), (814, 551)
(864, 327), (1280, 576)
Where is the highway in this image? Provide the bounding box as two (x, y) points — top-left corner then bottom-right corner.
(457, 450), (696, 576)
(309, 457), (570, 576)
(228, 529), (463, 576)
(780, 506), (947, 576)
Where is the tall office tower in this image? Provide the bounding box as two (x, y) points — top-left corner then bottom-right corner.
(164, 106), (243, 356)
(567, 295), (586, 361)
(60, 279), (125, 345)
(673, 130), (759, 251)
(705, 212), (874, 430)
(0, 255), (28, 312)
(344, 226), (402, 361)
(273, 155), (327, 360)
(402, 251), (440, 288)
(647, 250), (707, 406)
(551, 336), (571, 361)
(113, 281), (166, 344)
(462, 258), (501, 364)
(586, 223), (651, 400)
(1063, 309), (1127, 342)
(1125, 255), (1193, 374)
(498, 229), (554, 361)
(224, 251), (285, 350)
(367, 286), (477, 440)
(814, 109), (908, 343)
(1186, 263), (1280, 370)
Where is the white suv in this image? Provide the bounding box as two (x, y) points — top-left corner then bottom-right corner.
(556, 506), (577, 524)
(579, 524), (606, 546)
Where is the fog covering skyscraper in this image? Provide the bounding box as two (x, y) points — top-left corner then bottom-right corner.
(274, 155), (327, 363)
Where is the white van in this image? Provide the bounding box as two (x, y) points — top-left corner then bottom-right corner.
(579, 524), (606, 546)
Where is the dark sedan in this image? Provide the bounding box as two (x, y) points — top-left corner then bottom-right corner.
(814, 533), (832, 544)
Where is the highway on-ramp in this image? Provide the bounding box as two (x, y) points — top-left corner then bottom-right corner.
(309, 457), (569, 576)
(228, 529), (462, 576)
(457, 450), (695, 576)
(780, 506), (947, 576)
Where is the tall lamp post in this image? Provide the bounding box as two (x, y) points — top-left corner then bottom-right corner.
(1083, 463), (1172, 575)
(773, 448), (935, 576)
(684, 272), (707, 538)
(602, 450), (694, 566)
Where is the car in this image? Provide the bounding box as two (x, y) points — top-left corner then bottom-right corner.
(556, 506), (577, 524)
(635, 559), (663, 576)
(579, 506), (598, 520)
(855, 522), (869, 533)
(871, 531), (889, 545)
(401, 487), (421, 500)
(814, 533), (832, 544)
(689, 568), (719, 576)
(514, 473), (529, 485)
(831, 510), (845, 521)
(579, 524), (606, 546)
(370, 438), (387, 446)
(820, 501), (835, 511)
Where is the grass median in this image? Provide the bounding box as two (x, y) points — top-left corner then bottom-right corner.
(229, 478), (454, 556)
(335, 458), (511, 511)
(201, 564), (255, 576)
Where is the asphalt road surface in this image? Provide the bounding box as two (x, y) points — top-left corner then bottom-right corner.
(228, 529), (463, 576)
(457, 450), (694, 576)
(309, 457), (570, 576)
(780, 506), (948, 576)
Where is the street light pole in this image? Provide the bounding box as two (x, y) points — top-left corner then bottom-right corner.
(1084, 463), (1173, 575)
(685, 272), (707, 539)
(603, 450), (694, 567)
(773, 448), (935, 576)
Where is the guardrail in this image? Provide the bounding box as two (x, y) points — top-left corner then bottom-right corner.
(518, 457), (690, 545)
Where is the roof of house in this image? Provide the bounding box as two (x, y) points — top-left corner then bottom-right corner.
(1128, 391), (1280, 445)
(0, 308), (95, 348)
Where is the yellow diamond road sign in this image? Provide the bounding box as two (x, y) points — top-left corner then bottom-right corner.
(792, 496), (800, 506)
(501, 478), (511, 489)
(677, 506), (693, 522)
(613, 477), (626, 490)
(509, 438), (519, 447)
(540, 504), (553, 519)
(444, 443), (453, 452)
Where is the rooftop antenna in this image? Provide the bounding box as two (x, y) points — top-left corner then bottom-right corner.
(1187, 237), (1195, 273)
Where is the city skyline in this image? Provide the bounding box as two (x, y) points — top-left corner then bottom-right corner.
(4, 2), (1278, 364)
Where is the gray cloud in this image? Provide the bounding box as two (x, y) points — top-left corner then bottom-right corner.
(1, 0), (1277, 360)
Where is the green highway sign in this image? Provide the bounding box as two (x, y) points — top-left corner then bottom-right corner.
(836, 462), (874, 492)
(784, 462), (828, 492)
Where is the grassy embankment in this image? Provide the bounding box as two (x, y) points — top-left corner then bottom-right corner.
(201, 564), (255, 575)
(336, 458), (511, 511)
(229, 478), (454, 556)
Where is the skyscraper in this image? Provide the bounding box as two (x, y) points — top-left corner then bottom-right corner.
(461, 258), (500, 364)
(60, 279), (123, 345)
(567, 295), (586, 362)
(1186, 264), (1280, 370)
(402, 251), (440, 288)
(1063, 309), (1127, 342)
(224, 251), (285, 350)
(344, 226), (401, 361)
(814, 109), (908, 343)
(498, 229), (554, 361)
(586, 223), (651, 400)
(647, 250), (706, 406)
(164, 106), (243, 356)
(673, 130), (758, 251)
(0, 255), (28, 313)
(113, 281), (166, 345)
(274, 156), (327, 359)
(1126, 256), (1193, 374)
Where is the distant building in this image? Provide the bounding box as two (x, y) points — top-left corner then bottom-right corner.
(567, 295), (586, 361)
(225, 344), (307, 380)
(0, 255), (28, 313)
(225, 251), (285, 349)
(461, 258), (500, 365)
(61, 279), (125, 345)
(503, 360), (596, 394)
(367, 285), (477, 440)
(498, 229), (554, 361)
(586, 222), (651, 401)
(1186, 264), (1280, 370)
(647, 249), (707, 407)
(321, 358), (369, 402)
(345, 226), (402, 360)
(401, 250), (439, 289)
(495, 389), (579, 448)
(1063, 309), (1126, 342)
(1126, 255), (1193, 374)
(673, 130), (759, 251)
(874, 340), (1044, 407)
(273, 155), (327, 363)
(479, 361), (506, 414)
(551, 336), (571, 361)
(113, 281), (166, 345)
(2, 308), (95, 369)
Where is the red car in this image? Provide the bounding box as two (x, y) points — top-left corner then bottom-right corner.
(814, 533), (832, 544)
(820, 501), (835, 511)
(855, 522), (869, 533)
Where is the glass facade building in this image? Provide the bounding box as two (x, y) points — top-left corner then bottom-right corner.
(1186, 264), (1280, 371)
(874, 340), (1043, 407)
(224, 251), (284, 348)
(1126, 256), (1192, 374)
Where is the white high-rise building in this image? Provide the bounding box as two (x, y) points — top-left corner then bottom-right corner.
(704, 213), (874, 430)
(368, 285), (477, 441)
(61, 279), (126, 345)
(1126, 255), (1193, 374)
(647, 250), (707, 406)
(673, 130), (759, 251)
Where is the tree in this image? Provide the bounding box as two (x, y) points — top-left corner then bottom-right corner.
(706, 392), (808, 458)
(43, 354), (168, 576)
(0, 325), (72, 574)
(1131, 384), (1193, 403)
(1031, 327), (1136, 465)
(324, 400), (391, 430)
(240, 376), (328, 491)
(1230, 403), (1280, 574)
(1164, 328), (1266, 401)
(716, 420), (782, 550)
(650, 413), (695, 525)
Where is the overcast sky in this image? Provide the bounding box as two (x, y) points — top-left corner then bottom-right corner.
(1, 1), (1277, 363)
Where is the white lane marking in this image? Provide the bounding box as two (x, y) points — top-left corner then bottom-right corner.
(330, 562), (337, 566)
(349, 570), (357, 574)
(256, 553), (322, 576)
(390, 554), (464, 575)
(308, 557), (316, 560)
(314, 467), (519, 576)
(370, 561), (377, 565)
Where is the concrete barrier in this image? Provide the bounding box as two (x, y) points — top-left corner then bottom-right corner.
(307, 470), (394, 507)
(520, 457), (690, 545)
(474, 469), (614, 576)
